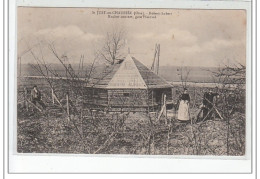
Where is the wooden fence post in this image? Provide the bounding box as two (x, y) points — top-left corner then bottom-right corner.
(157, 94), (167, 124)
(23, 87), (26, 107)
(52, 88), (54, 104)
(66, 94), (70, 122)
(23, 87), (26, 109)
(164, 94), (167, 125)
(24, 87), (29, 111)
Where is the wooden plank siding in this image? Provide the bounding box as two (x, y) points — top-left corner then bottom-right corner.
(108, 89), (148, 108)
(83, 88), (108, 106)
(83, 87), (173, 112)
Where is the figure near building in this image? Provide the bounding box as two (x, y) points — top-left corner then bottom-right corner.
(31, 85), (46, 110)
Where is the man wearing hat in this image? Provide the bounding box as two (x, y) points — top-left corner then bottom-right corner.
(31, 85), (46, 110)
(201, 88), (219, 120)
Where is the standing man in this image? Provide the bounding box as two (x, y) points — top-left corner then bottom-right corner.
(31, 85), (46, 110)
(201, 88), (219, 120)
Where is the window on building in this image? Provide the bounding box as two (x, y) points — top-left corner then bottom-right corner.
(123, 92), (130, 97)
(93, 90), (98, 96)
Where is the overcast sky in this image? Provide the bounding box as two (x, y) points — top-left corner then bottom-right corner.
(18, 8), (246, 67)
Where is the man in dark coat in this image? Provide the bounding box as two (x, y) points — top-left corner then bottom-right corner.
(31, 85), (46, 109)
(202, 89), (219, 120)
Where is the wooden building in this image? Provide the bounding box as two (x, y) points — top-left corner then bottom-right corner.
(84, 55), (173, 112)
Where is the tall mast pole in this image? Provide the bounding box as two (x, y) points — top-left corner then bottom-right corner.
(157, 44), (160, 75)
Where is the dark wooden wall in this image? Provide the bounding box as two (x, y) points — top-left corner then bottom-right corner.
(84, 87), (173, 111)
(83, 88), (108, 107)
(108, 89), (148, 108)
(148, 88), (172, 104)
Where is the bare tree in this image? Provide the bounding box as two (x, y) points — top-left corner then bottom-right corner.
(177, 66), (191, 89)
(18, 39), (136, 154)
(210, 63), (246, 155)
(212, 63), (246, 88)
(98, 27), (126, 65)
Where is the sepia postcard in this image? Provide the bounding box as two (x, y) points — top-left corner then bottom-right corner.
(10, 0), (253, 173)
(17, 7), (247, 155)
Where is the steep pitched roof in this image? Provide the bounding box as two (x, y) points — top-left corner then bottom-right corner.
(88, 64), (120, 88)
(90, 55), (172, 89)
(107, 55), (147, 89)
(132, 57), (172, 88)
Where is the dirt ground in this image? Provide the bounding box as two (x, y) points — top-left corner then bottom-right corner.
(17, 104), (245, 155)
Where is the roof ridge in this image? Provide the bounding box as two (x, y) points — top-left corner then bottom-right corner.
(106, 55), (147, 89)
(131, 57), (172, 88)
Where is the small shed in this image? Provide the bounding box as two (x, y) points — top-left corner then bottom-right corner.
(84, 55), (173, 112)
